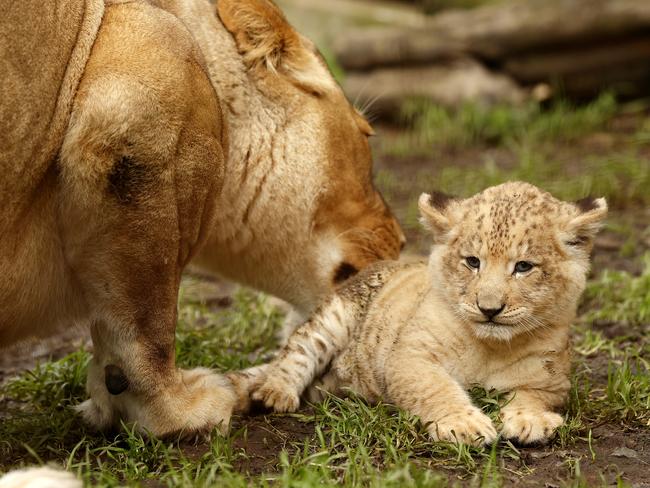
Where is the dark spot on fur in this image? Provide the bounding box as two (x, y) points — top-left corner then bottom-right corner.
(334, 262), (358, 284)
(429, 191), (454, 210)
(105, 364), (129, 395)
(314, 337), (328, 353)
(575, 197), (598, 212)
(108, 155), (149, 204)
(543, 359), (557, 375)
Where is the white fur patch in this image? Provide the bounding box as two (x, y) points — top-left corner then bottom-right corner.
(315, 234), (344, 286)
(0, 467), (81, 488)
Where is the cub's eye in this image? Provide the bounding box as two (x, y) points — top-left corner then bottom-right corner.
(514, 261), (534, 273)
(465, 256), (480, 269)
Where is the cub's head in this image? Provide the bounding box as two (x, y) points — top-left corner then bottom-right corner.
(214, 0), (404, 311)
(419, 182), (607, 341)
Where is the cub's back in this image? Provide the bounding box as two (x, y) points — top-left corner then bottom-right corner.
(333, 259), (430, 400)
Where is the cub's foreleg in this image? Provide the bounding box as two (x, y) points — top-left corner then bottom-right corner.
(385, 346), (497, 446)
(499, 387), (567, 445)
(250, 295), (356, 412)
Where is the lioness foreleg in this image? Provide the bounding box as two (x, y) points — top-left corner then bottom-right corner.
(60, 0), (234, 437)
(69, 159), (236, 437)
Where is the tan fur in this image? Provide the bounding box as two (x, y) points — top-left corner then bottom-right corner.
(234, 182), (607, 446)
(0, 0), (402, 437)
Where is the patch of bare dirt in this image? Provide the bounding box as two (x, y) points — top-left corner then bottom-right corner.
(500, 425), (650, 487)
(172, 412), (314, 476)
(231, 413), (315, 474)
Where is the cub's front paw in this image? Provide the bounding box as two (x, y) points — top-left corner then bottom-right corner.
(226, 364), (270, 413)
(428, 408), (497, 446)
(500, 409), (563, 445)
(251, 376), (301, 413)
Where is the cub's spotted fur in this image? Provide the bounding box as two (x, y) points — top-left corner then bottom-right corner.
(231, 182), (607, 445)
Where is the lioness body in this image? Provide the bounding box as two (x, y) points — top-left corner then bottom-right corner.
(242, 182), (607, 445)
(0, 0), (402, 436)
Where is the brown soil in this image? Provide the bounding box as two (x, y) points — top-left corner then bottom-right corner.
(503, 426), (650, 487)
(231, 414), (315, 474)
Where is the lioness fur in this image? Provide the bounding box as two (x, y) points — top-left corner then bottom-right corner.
(0, 0), (402, 437)
(234, 182), (607, 446)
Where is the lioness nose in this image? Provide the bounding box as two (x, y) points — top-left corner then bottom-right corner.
(478, 304), (505, 320)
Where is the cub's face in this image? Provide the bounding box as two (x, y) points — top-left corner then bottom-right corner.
(420, 182), (607, 341)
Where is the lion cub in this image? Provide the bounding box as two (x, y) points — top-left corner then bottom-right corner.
(233, 182), (607, 445)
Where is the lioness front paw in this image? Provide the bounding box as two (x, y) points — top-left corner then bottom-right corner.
(251, 376), (301, 413)
(428, 408), (497, 446)
(500, 409), (563, 445)
(162, 368), (238, 436)
(78, 366), (237, 438)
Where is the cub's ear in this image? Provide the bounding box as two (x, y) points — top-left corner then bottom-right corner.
(564, 197), (608, 247)
(418, 191), (455, 240)
(217, 0), (335, 95)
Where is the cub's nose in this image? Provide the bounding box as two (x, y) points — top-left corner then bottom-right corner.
(478, 304), (505, 320)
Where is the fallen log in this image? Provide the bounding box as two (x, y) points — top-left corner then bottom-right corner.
(344, 58), (525, 119)
(333, 0), (650, 69)
(333, 27), (463, 71)
(503, 37), (650, 97)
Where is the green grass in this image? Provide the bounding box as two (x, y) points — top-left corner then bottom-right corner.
(583, 253), (650, 326)
(389, 93), (618, 153)
(379, 150), (650, 234)
(377, 94), (650, 234)
(574, 257), (650, 426)
(176, 282), (284, 371)
(554, 262), (650, 457)
(436, 151), (647, 204)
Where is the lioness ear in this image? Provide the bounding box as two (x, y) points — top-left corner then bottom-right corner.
(217, 0), (335, 95)
(419, 192), (455, 240)
(564, 197), (608, 247)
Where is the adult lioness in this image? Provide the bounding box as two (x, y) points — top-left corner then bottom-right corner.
(0, 0), (403, 437)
